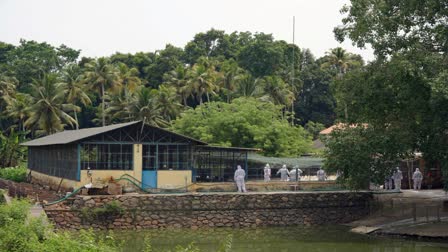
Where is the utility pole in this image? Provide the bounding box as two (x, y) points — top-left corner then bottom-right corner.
(291, 16), (296, 126)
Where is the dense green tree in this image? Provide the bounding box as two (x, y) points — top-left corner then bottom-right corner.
(172, 98), (312, 157)
(144, 44), (184, 88)
(333, 0), (448, 189)
(296, 54), (336, 126)
(334, 0), (448, 56)
(6, 40), (79, 91)
(324, 125), (410, 190)
(237, 33), (284, 78)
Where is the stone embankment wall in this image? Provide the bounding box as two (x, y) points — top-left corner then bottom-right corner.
(44, 192), (372, 230)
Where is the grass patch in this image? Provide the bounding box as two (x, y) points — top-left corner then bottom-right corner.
(0, 166), (27, 182)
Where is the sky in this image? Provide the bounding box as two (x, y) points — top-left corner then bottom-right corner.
(0, 0), (374, 62)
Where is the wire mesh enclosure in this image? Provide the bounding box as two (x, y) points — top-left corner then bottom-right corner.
(28, 145), (78, 180)
(193, 146), (248, 182)
(80, 143), (133, 170)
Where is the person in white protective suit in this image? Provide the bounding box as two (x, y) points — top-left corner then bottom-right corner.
(234, 165), (247, 192)
(393, 167), (403, 191)
(264, 164), (271, 182)
(317, 168), (327, 181)
(289, 166), (303, 182)
(384, 173), (393, 190)
(412, 168), (423, 190)
(276, 164), (290, 181)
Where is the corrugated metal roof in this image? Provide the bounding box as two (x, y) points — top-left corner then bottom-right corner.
(21, 121), (209, 146)
(197, 145), (260, 152)
(21, 121), (141, 146)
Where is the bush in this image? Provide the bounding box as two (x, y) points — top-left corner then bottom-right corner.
(81, 200), (124, 222)
(0, 166), (27, 182)
(0, 199), (123, 252)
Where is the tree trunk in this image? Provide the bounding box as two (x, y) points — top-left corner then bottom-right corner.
(101, 83), (105, 126)
(206, 92), (210, 103)
(344, 103), (348, 121)
(74, 109), (79, 130)
(183, 97), (187, 107)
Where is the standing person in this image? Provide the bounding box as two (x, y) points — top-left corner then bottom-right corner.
(384, 173), (393, 190)
(276, 164), (290, 182)
(317, 168), (327, 181)
(264, 164), (271, 182)
(412, 168), (423, 190)
(290, 166), (303, 182)
(234, 165), (247, 192)
(393, 167), (403, 191)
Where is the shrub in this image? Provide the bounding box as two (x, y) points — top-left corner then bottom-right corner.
(0, 166), (28, 182)
(0, 199), (123, 252)
(81, 200), (124, 222)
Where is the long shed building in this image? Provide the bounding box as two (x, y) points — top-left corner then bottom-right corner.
(22, 121), (256, 190)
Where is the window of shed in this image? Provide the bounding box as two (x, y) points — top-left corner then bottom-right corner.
(81, 143), (133, 170)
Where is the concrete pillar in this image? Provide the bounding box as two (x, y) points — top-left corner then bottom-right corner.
(133, 144), (143, 182)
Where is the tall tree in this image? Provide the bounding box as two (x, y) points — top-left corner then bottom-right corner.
(127, 87), (166, 127)
(187, 57), (218, 104)
(24, 73), (77, 135)
(5, 93), (31, 132)
(321, 47), (363, 120)
(84, 58), (121, 126)
(62, 64), (91, 129)
(218, 59), (244, 103)
(164, 65), (192, 106)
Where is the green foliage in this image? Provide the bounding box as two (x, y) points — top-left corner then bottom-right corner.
(324, 126), (409, 190)
(0, 166), (27, 182)
(0, 199), (122, 252)
(80, 200), (124, 222)
(0, 129), (26, 167)
(304, 121), (326, 140)
(172, 98), (312, 157)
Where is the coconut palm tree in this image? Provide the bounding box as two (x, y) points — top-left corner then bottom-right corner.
(5, 93), (31, 132)
(164, 65), (192, 106)
(156, 85), (182, 122)
(24, 73), (77, 135)
(262, 76), (293, 106)
(0, 75), (17, 111)
(127, 87), (166, 127)
(234, 73), (264, 98)
(187, 58), (218, 104)
(83, 58), (121, 126)
(62, 64), (91, 129)
(218, 59), (244, 103)
(321, 47), (363, 119)
(117, 62), (141, 93)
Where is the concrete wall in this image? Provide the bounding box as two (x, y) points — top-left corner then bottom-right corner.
(157, 170), (192, 189)
(44, 191), (372, 230)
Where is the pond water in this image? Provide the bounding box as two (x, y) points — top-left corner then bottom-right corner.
(117, 225), (448, 252)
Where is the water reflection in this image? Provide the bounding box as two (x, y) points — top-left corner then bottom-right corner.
(117, 226), (448, 252)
